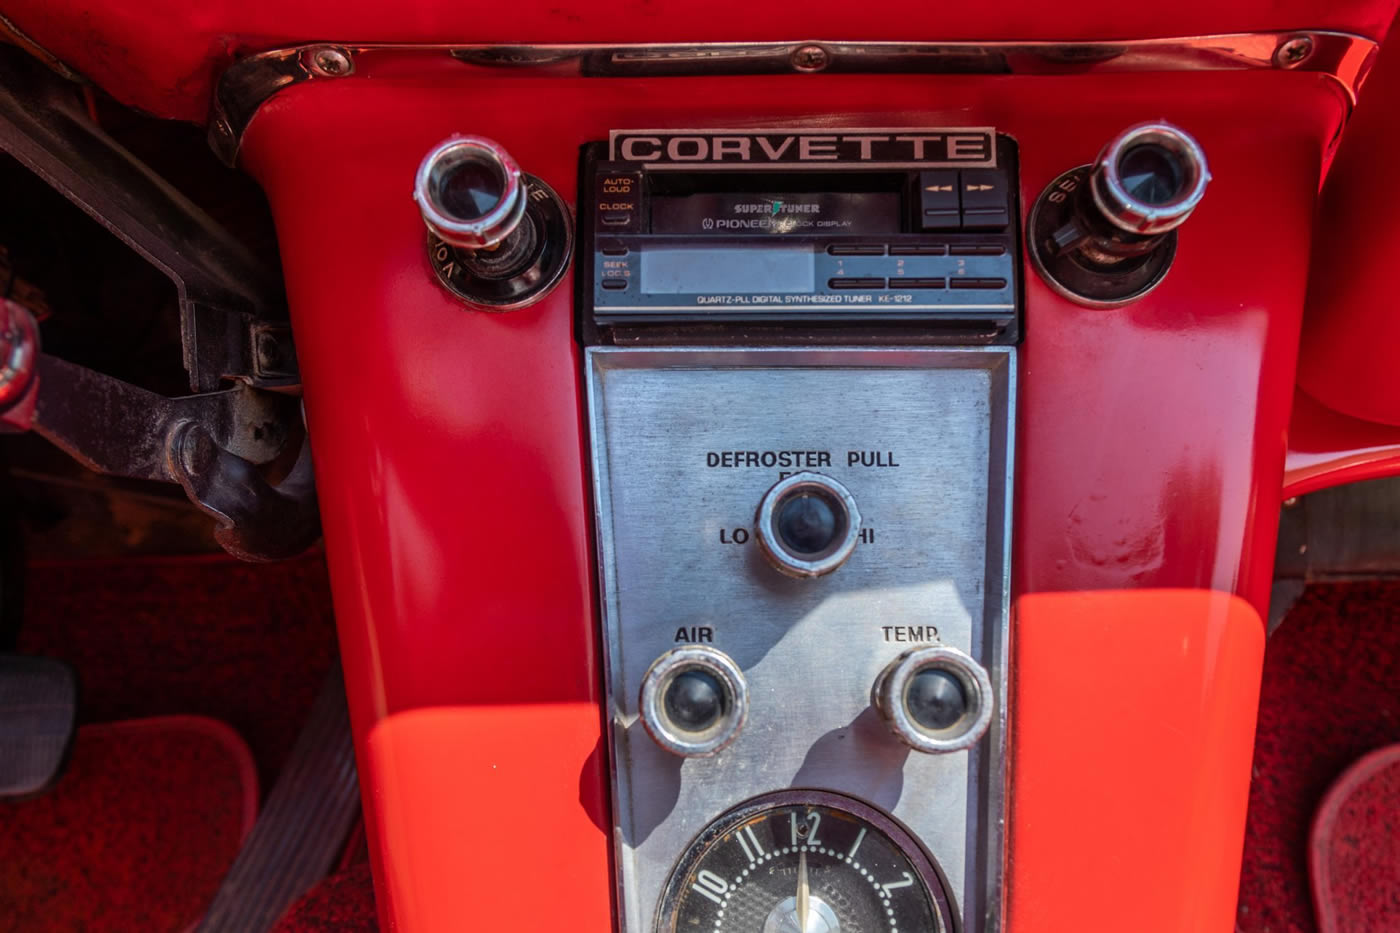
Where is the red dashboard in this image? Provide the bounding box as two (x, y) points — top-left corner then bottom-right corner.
(5, 2), (1399, 930)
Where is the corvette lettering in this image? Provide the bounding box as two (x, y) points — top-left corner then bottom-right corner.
(609, 128), (997, 169)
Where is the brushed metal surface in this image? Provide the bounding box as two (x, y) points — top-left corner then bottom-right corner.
(586, 346), (1014, 933)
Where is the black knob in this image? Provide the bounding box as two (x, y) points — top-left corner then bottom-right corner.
(664, 669), (727, 733)
(776, 492), (841, 556)
(905, 668), (968, 731)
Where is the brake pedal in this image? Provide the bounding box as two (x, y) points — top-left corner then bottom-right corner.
(0, 654), (77, 798)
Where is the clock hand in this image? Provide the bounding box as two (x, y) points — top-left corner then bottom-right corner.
(797, 847), (810, 931)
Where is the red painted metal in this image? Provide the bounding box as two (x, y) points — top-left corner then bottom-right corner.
(1010, 589), (1265, 933)
(1284, 389), (1400, 497)
(237, 63), (1346, 929)
(0, 0), (1397, 123)
(1300, 13), (1400, 427)
(364, 705), (612, 931)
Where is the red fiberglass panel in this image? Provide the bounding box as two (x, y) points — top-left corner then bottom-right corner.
(1010, 590), (1265, 933)
(238, 67), (1342, 929)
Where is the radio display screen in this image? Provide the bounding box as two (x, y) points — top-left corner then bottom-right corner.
(640, 247), (815, 294)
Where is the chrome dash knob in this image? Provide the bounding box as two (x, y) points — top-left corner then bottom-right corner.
(1028, 121), (1210, 306)
(755, 472), (862, 578)
(873, 645), (994, 754)
(1089, 122), (1210, 236)
(413, 136), (527, 250)
(639, 646), (748, 758)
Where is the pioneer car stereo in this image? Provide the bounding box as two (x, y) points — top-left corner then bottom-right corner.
(580, 128), (1021, 342)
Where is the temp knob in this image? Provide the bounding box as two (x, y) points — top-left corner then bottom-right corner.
(639, 647), (748, 757)
(1089, 122), (1210, 236)
(873, 645), (994, 754)
(413, 135), (527, 250)
(755, 472), (861, 578)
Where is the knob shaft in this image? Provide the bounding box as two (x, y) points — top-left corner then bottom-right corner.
(413, 136), (527, 250)
(873, 645), (994, 754)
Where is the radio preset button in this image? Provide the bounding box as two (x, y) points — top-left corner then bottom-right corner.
(949, 244), (1007, 256)
(828, 277), (886, 289)
(950, 277), (1008, 290)
(960, 170), (1011, 228)
(827, 244), (886, 256)
(601, 278), (628, 290)
(898, 277), (946, 289)
(889, 244), (947, 256)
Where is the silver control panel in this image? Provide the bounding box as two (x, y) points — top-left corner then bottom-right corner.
(586, 346), (1014, 933)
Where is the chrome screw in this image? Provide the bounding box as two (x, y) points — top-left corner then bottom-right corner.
(1274, 36), (1314, 69)
(308, 46), (354, 78)
(791, 44), (831, 73)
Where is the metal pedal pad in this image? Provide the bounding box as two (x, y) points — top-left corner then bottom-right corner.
(0, 654), (77, 798)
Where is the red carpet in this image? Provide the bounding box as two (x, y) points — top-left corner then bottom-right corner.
(1238, 581), (1400, 933)
(273, 864), (379, 933)
(0, 716), (257, 932)
(17, 554), (338, 789)
(1310, 743), (1400, 933)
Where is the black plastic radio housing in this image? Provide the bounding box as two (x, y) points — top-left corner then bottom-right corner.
(577, 132), (1022, 347)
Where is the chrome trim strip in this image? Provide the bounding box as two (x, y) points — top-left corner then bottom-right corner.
(210, 32), (1378, 164)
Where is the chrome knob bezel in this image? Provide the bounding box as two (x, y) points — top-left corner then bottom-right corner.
(413, 136), (526, 249)
(639, 646), (748, 758)
(1090, 122), (1211, 236)
(874, 644), (994, 754)
(755, 471), (862, 579)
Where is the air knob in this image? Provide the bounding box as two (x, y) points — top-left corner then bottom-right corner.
(1089, 123), (1210, 236)
(414, 136), (526, 250)
(873, 645), (994, 754)
(639, 647), (748, 757)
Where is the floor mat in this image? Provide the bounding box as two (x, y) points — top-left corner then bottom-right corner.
(1309, 743), (1400, 933)
(16, 554), (337, 789)
(1237, 581), (1400, 933)
(0, 716), (257, 932)
(272, 863), (378, 933)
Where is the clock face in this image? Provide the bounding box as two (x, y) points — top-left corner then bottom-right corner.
(658, 792), (954, 933)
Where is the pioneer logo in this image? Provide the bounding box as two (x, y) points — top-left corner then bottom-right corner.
(609, 128), (996, 170)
